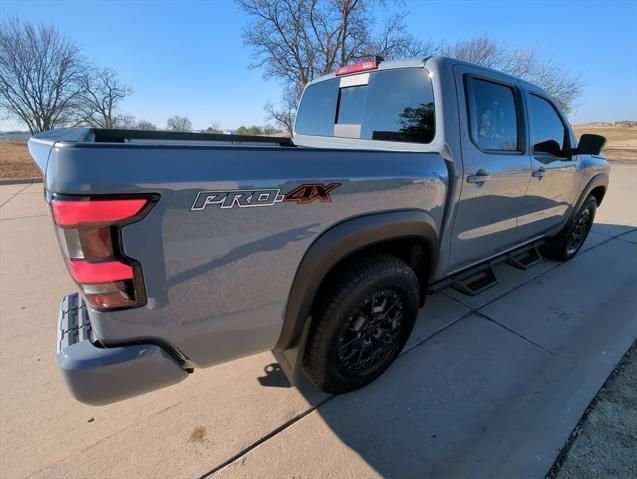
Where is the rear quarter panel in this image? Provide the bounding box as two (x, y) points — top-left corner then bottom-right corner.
(46, 144), (448, 367)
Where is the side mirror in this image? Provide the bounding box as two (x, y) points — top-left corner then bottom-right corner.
(575, 134), (606, 156)
(534, 139), (563, 156)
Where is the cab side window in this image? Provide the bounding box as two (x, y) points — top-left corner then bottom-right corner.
(466, 77), (519, 152)
(528, 94), (569, 157)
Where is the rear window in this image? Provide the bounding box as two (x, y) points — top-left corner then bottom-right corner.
(295, 68), (435, 144)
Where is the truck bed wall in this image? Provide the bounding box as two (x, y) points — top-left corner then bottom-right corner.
(43, 144), (448, 367)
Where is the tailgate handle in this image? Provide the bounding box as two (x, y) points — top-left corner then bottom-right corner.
(467, 170), (491, 184)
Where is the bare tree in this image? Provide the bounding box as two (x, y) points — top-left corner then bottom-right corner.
(74, 67), (132, 128)
(443, 35), (503, 69)
(135, 119), (157, 130)
(116, 115), (157, 130)
(115, 114), (136, 128)
(261, 123), (279, 135)
(238, 0), (440, 131)
(204, 122), (222, 133)
(166, 115), (192, 131)
(264, 86), (298, 135)
(444, 35), (584, 113)
(363, 12), (441, 61)
(0, 18), (85, 133)
(113, 115), (157, 130)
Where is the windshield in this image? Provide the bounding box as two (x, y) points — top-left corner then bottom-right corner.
(295, 68), (435, 144)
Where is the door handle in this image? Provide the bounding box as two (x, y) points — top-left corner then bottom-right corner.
(532, 168), (546, 179)
(467, 170), (491, 184)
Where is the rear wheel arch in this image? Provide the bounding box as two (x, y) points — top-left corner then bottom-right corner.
(275, 210), (438, 352)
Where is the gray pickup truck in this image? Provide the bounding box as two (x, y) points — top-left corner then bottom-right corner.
(29, 56), (609, 405)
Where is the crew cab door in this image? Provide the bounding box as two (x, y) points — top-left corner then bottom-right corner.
(517, 91), (578, 238)
(449, 66), (532, 271)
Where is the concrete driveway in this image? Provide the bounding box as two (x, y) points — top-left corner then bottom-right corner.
(1, 165), (635, 479)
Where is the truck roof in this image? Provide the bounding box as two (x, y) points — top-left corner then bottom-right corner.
(307, 55), (551, 99)
(307, 56), (431, 85)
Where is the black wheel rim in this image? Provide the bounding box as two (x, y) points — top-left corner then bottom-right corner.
(566, 205), (593, 256)
(337, 289), (405, 373)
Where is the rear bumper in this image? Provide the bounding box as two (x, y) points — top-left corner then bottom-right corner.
(56, 294), (188, 405)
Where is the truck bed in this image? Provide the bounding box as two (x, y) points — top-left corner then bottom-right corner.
(29, 128), (448, 372)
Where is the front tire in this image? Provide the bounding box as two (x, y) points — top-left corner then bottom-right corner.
(303, 253), (420, 394)
(544, 194), (597, 261)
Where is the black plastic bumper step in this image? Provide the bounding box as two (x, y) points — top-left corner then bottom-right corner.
(506, 245), (542, 270)
(57, 293), (93, 352)
(451, 265), (498, 296)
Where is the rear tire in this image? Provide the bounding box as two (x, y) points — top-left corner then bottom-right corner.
(303, 253), (420, 394)
(544, 194), (597, 261)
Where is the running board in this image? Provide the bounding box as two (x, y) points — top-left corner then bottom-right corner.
(429, 239), (546, 295)
(506, 245), (542, 270)
(451, 265), (498, 296)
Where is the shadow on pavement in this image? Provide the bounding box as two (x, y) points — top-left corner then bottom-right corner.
(238, 223), (637, 478)
(257, 363), (291, 388)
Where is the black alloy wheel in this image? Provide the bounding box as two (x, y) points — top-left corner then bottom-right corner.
(337, 289), (405, 373)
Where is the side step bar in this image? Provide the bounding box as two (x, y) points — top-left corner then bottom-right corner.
(451, 264), (498, 296)
(506, 245), (543, 270)
(431, 239), (546, 296)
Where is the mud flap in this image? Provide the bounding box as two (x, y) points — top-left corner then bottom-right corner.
(272, 317), (312, 386)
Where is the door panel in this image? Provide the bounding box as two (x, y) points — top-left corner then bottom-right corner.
(449, 66), (532, 271)
(517, 156), (576, 234)
(517, 93), (577, 237)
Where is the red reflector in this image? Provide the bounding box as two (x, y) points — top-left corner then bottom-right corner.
(84, 291), (136, 309)
(51, 199), (147, 227)
(68, 260), (133, 283)
(335, 60), (378, 76)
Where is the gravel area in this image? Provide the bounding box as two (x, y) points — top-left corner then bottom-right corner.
(550, 342), (637, 479)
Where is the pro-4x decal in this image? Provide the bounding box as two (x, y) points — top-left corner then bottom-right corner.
(283, 183), (341, 204)
(191, 183), (341, 211)
(191, 189), (284, 210)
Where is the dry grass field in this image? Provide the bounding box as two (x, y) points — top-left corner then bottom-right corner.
(0, 126), (635, 179)
(573, 125), (637, 160)
(0, 141), (41, 179)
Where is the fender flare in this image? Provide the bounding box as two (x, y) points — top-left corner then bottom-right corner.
(274, 210), (439, 352)
(576, 173), (608, 209)
(546, 172), (609, 239)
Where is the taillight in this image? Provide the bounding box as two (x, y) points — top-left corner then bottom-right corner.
(51, 199), (147, 227)
(51, 196), (156, 311)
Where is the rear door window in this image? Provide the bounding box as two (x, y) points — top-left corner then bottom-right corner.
(466, 78), (519, 152)
(295, 68), (435, 144)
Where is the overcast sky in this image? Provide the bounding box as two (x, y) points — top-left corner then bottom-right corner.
(1, 0), (636, 131)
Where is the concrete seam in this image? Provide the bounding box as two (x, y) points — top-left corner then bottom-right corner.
(0, 183), (31, 208)
(200, 396), (332, 478)
(401, 312), (472, 357)
(0, 214), (48, 222)
(474, 310), (556, 355)
(190, 226), (637, 475)
(201, 309), (473, 477)
(614, 236), (637, 246)
(611, 227), (637, 245)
